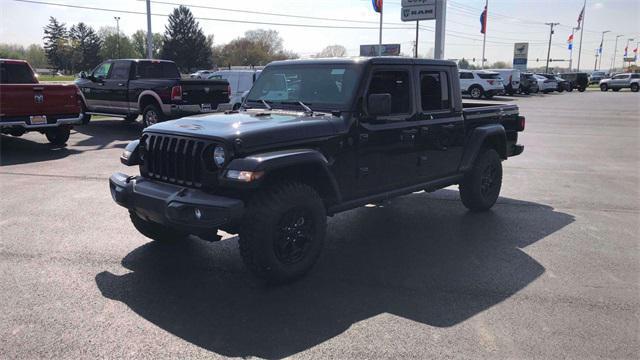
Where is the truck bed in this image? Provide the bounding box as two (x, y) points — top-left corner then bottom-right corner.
(0, 83), (81, 119)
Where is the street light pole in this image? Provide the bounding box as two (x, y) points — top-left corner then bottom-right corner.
(611, 35), (623, 73)
(114, 16), (121, 58)
(598, 30), (610, 70)
(545, 22), (559, 73)
(146, 0), (153, 59)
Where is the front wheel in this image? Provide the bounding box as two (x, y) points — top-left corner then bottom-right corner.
(239, 182), (327, 284)
(45, 126), (70, 146)
(129, 211), (188, 242)
(600, 83), (608, 91)
(631, 83), (639, 92)
(459, 149), (503, 212)
(469, 86), (484, 99)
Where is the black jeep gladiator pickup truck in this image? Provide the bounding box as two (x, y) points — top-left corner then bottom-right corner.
(110, 57), (525, 283)
(76, 59), (230, 127)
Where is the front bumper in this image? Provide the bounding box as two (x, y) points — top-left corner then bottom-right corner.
(109, 172), (244, 233)
(0, 113), (84, 129)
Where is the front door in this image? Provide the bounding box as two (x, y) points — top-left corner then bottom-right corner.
(356, 67), (420, 197)
(79, 61), (112, 112)
(100, 60), (131, 114)
(414, 67), (465, 181)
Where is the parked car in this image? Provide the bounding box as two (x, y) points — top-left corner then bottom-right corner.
(533, 74), (558, 93)
(553, 75), (571, 92)
(486, 68), (521, 95)
(589, 71), (607, 84)
(599, 73), (640, 92)
(519, 73), (539, 94)
(459, 70), (505, 99)
(0, 59), (83, 145)
(559, 72), (588, 92)
(208, 69), (261, 110)
(111, 57), (526, 283)
(76, 59), (230, 127)
(189, 70), (215, 79)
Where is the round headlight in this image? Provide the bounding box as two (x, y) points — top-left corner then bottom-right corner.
(213, 145), (226, 167)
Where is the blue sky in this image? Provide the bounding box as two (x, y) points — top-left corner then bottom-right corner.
(1, 0), (639, 68)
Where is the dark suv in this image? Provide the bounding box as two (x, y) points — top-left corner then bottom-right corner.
(519, 73), (539, 94)
(110, 58), (525, 283)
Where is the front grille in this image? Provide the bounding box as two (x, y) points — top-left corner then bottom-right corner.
(142, 134), (207, 187)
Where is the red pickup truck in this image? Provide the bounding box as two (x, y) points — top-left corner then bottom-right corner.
(0, 59), (84, 145)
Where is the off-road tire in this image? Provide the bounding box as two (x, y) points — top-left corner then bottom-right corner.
(631, 83), (639, 92)
(239, 182), (327, 284)
(600, 83), (608, 91)
(123, 114), (138, 123)
(142, 104), (165, 128)
(469, 85), (484, 99)
(459, 149), (503, 212)
(45, 126), (70, 146)
(129, 211), (188, 242)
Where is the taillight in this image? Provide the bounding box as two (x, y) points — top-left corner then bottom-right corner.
(518, 116), (526, 131)
(171, 85), (182, 101)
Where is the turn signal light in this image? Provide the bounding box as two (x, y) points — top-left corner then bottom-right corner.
(171, 85), (182, 101)
(518, 116), (526, 131)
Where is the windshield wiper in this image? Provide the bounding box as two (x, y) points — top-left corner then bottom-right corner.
(279, 101), (314, 115)
(260, 99), (272, 110)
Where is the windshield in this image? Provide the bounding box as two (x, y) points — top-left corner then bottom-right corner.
(245, 64), (362, 110)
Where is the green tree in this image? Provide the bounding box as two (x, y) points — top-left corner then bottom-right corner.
(69, 22), (101, 72)
(490, 61), (509, 69)
(43, 17), (70, 72)
(131, 30), (163, 59)
(98, 27), (136, 60)
(25, 44), (47, 68)
(212, 29), (297, 67)
(160, 6), (213, 72)
(458, 58), (470, 69)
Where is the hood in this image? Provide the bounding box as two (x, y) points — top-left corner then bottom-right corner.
(145, 110), (339, 151)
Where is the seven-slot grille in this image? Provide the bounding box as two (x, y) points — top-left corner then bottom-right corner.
(143, 134), (206, 187)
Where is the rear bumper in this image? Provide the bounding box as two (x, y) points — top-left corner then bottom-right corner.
(0, 113), (84, 129)
(161, 103), (224, 117)
(508, 144), (524, 157)
(109, 172), (244, 233)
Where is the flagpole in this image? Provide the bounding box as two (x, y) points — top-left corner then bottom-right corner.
(481, 0), (487, 69)
(378, 3), (383, 56)
(577, 0), (586, 71)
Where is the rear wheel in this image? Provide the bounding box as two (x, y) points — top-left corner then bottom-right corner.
(459, 149), (503, 212)
(469, 86), (484, 99)
(45, 126), (70, 146)
(631, 83), (639, 92)
(142, 104), (165, 128)
(600, 83), (608, 91)
(239, 182), (327, 284)
(129, 211), (188, 243)
(578, 87), (586, 92)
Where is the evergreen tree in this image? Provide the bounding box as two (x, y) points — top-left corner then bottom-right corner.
(69, 22), (102, 72)
(160, 6), (213, 72)
(43, 17), (70, 72)
(131, 30), (163, 59)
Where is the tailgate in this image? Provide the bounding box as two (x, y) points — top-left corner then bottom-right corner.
(178, 79), (229, 105)
(0, 84), (81, 118)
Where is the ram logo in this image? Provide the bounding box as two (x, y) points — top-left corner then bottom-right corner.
(34, 94), (44, 104)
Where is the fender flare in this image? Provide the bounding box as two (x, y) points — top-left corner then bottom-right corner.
(137, 91), (163, 112)
(459, 124), (507, 173)
(223, 148), (342, 203)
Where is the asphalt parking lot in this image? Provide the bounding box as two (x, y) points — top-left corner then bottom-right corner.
(1, 91), (638, 359)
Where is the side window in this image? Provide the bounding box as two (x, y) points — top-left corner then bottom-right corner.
(110, 61), (131, 80)
(420, 71), (450, 112)
(631, 74), (640, 79)
(238, 74), (254, 92)
(613, 74), (627, 79)
(460, 72), (473, 79)
(93, 62), (112, 79)
(368, 70), (411, 114)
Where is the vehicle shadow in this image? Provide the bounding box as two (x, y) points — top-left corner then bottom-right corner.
(95, 190), (574, 359)
(72, 118), (140, 148)
(0, 134), (82, 166)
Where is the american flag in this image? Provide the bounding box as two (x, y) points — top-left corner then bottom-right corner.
(576, 5), (585, 29)
(480, 5), (488, 34)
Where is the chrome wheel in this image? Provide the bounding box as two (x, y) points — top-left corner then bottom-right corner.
(470, 87), (482, 99)
(145, 109), (158, 126)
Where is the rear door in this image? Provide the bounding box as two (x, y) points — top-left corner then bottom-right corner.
(415, 66), (465, 180)
(459, 71), (474, 92)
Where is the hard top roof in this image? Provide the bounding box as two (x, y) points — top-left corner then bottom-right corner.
(267, 56), (456, 67)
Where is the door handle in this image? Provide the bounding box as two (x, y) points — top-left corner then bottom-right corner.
(117, 83), (125, 87)
(441, 124), (456, 130)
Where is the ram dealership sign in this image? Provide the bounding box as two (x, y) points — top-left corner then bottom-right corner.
(401, 0), (436, 21)
(513, 42), (529, 71)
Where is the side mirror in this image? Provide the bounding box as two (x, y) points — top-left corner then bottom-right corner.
(367, 93), (392, 117)
(79, 71), (87, 79)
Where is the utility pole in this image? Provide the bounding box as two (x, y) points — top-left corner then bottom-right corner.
(114, 16), (121, 58)
(434, 0), (447, 60)
(545, 22), (559, 73)
(611, 34), (623, 73)
(146, 0), (153, 59)
(378, 2), (383, 56)
(594, 48), (599, 71)
(598, 30), (610, 70)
